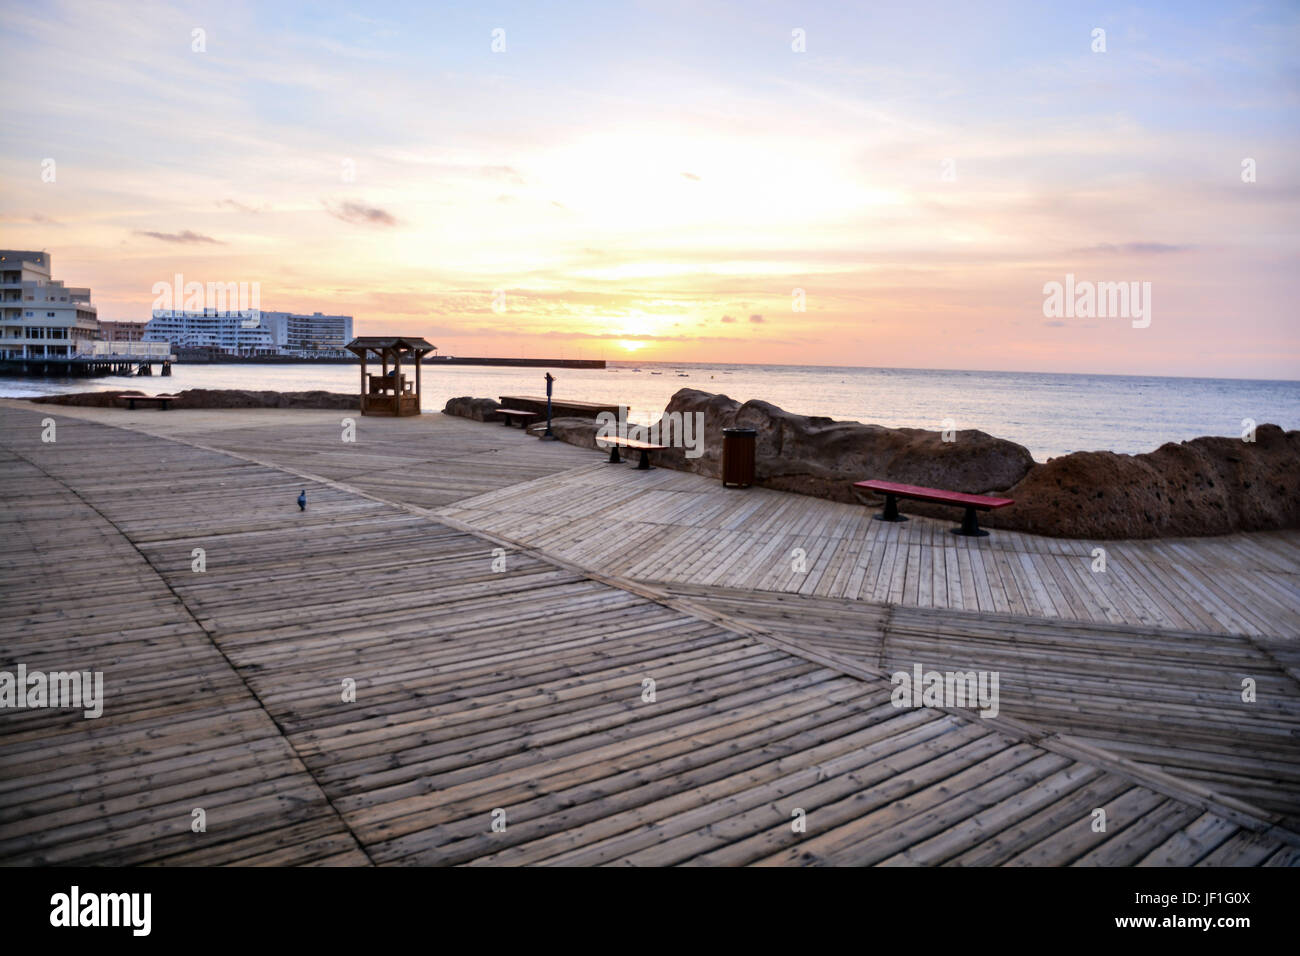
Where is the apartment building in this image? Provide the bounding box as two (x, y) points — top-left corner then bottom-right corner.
(98, 319), (148, 342)
(259, 311), (354, 355)
(144, 309), (277, 355)
(144, 309), (354, 356)
(0, 250), (99, 359)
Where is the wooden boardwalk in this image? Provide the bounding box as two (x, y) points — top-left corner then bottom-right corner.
(1, 403), (1297, 865)
(437, 460), (1300, 637)
(648, 583), (1300, 826)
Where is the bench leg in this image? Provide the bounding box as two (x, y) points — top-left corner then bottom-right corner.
(502, 415), (512, 426)
(636, 449), (651, 470)
(127, 399), (136, 410)
(952, 506), (990, 537)
(607, 445), (622, 464)
(874, 494), (909, 523)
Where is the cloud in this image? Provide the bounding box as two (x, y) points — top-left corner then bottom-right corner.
(481, 165), (527, 185)
(217, 199), (265, 214)
(721, 314), (735, 323)
(134, 229), (221, 244)
(1, 212), (59, 224)
(325, 200), (398, 226)
(749, 314), (764, 323)
(1070, 242), (1192, 255)
(681, 172), (701, 181)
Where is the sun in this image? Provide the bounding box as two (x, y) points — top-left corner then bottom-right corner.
(618, 340), (646, 352)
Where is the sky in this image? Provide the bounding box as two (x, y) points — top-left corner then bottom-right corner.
(1, 0), (1297, 378)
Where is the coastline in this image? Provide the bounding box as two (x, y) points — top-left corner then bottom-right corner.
(23, 386), (1300, 540)
(5, 363), (1299, 462)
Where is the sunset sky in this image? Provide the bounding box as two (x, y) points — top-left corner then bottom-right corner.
(1, 0), (1297, 377)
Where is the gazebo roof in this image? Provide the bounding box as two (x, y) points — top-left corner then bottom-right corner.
(345, 336), (435, 357)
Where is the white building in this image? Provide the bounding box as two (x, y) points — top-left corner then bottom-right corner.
(144, 309), (277, 355)
(259, 311), (354, 356)
(144, 309), (353, 357)
(0, 250), (99, 359)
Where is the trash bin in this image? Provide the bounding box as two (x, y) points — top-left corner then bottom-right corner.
(721, 427), (757, 488)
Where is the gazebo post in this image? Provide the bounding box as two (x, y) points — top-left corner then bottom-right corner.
(359, 349), (367, 413)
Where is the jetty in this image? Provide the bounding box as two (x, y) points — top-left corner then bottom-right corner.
(0, 353), (173, 378)
(1, 401), (1297, 866)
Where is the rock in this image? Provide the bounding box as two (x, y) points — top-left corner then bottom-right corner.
(525, 416), (602, 446)
(28, 390), (141, 408)
(30, 388), (358, 410)
(442, 396), (502, 421)
(656, 388), (1036, 504)
(1002, 425), (1300, 538)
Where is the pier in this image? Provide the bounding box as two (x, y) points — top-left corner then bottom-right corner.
(1, 401), (1297, 865)
(0, 355), (173, 378)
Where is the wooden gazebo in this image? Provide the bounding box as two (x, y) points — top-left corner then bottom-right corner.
(345, 336), (435, 416)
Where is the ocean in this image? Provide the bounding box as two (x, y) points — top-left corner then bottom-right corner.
(3, 361), (1297, 462)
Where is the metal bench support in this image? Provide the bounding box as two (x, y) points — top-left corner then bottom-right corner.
(874, 493), (909, 523)
(953, 506), (989, 537)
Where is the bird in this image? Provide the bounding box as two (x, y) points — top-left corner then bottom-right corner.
(297, 490), (306, 511)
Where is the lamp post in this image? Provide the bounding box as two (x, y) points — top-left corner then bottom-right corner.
(541, 372), (557, 440)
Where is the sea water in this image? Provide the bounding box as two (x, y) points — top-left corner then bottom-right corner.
(3, 361), (1296, 462)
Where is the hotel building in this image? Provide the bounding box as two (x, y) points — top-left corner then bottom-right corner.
(144, 309), (354, 357)
(259, 311), (354, 356)
(0, 250), (99, 359)
(98, 319), (148, 342)
(144, 309), (278, 355)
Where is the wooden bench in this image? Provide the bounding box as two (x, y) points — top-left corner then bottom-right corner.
(117, 394), (178, 411)
(853, 479), (1014, 537)
(494, 407), (539, 428)
(595, 436), (668, 470)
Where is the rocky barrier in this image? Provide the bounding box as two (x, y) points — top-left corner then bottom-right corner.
(1002, 429), (1299, 538)
(30, 389), (359, 410)
(442, 396), (502, 421)
(443, 386), (1300, 539)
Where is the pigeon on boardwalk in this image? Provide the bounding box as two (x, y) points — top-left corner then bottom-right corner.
(297, 489), (306, 511)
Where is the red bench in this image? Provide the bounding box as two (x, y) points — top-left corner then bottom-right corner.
(854, 479), (1014, 537)
(117, 394), (178, 411)
(595, 436), (668, 470)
